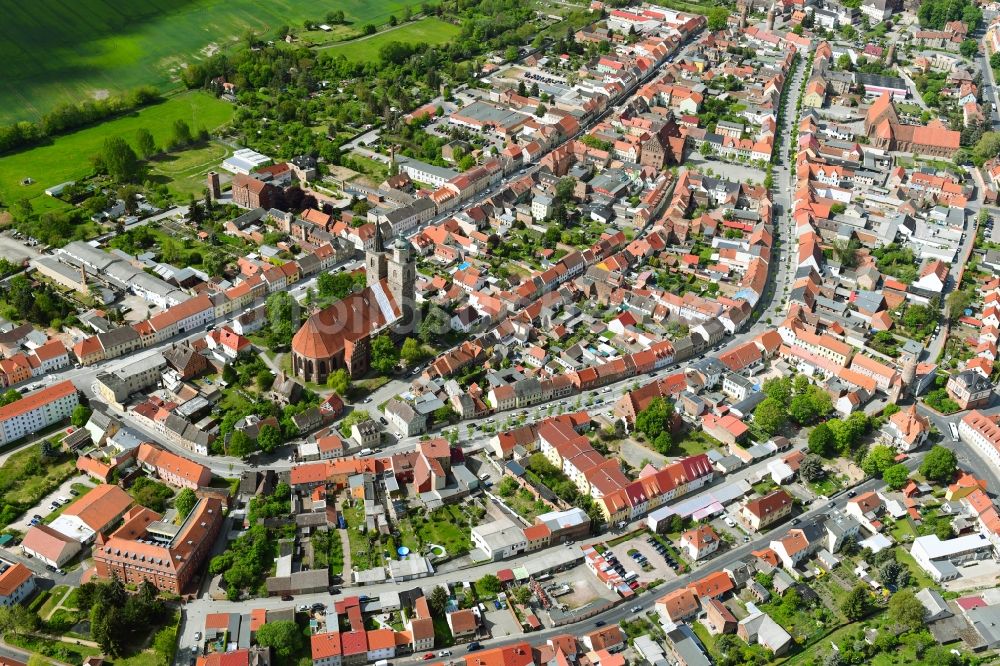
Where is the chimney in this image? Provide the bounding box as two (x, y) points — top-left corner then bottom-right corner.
(207, 171), (221, 199)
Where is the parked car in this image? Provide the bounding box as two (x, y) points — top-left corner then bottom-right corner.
(69, 489), (79, 496)
(467, 643), (482, 652)
(423, 653), (435, 660)
(630, 606), (642, 613)
(438, 651), (452, 657)
(281, 595), (294, 601)
(194, 632), (202, 642)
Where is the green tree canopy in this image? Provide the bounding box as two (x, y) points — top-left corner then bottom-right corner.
(754, 397), (787, 438)
(174, 488), (197, 518)
(888, 589), (925, 632)
(635, 397), (675, 441)
(100, 136), (142, 183)
(370, 333), (400, 374)
(861, 444), (897, 478)
(920, 445), (957, 484)
(883, 463), (910, 490)
(841, 584), (872, 621)
(255, 621), (305, 658)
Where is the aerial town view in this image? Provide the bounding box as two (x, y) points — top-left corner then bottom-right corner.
(3, 0), (1000, 665)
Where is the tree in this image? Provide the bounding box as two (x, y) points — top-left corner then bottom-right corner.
(535, 103), (547, 117)
(861, 444), (897, 478)
(705, 6), (728, 30)
(884, 463), (910, 490)
(370, 333), (400, 374)
(70, 405), (90, 428)
(960, 39), (978, 58)
(327, 368), (350, 396)
(799, 454), (826, 482)
(888, 589), (925, 631)
(512, 586), (532, 605)
(837, 53), (854, 71)
(419, 306), (450, 343)
(257, 424), (282, 453)
(101, 136), (142, 183)
(428, 586), (449, 615)
(223, 364), (238, 385)
(401, 337), (425, 365)
(174, 488), (197, 518)
(477, 574), (501, 595)
(255, 621), (305, 659)
(229, 430), (255, 458)
(265, 291), (297, 348)
(841, 584), (872, 621)
(754, 397), (787, 437)
(946, 289), (972, 321)
(763, 376), (793, 406)
(172, 119), (193, 148)
(879, 559), (910, 589)
(634, 397), (675, 442)
(920, 445), (957, 484)
(134, 128), (157, 159)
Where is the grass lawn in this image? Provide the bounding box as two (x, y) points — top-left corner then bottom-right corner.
(345, 153), (390, 182)
(0, 0), (416, 124)
(889, 518), (917, 543)
(0, 93), (233, 207)
(320, 18), (461, 61)
(147, 140), (233, 197)
(343, 502), (384, 571)
(808, 475), (844, 497)
(413, 505), (473, 555)
(0, 447), (78, 525)
(672, 429), (723, 457)
(38, 585), (68, 618)
(497, 487), (549, 523)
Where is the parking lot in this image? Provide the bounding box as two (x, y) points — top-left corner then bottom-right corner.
(605, 534), (681, 585)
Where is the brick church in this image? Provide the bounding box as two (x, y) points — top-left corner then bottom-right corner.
(864, 92), (960, 158)
(291, 224), (416, 383)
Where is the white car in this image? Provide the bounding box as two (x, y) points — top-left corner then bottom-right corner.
(438, 651), (452, 657)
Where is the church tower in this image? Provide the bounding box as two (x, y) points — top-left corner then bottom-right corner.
(366, 221), (388, 288)
(388, 237), (416, 334)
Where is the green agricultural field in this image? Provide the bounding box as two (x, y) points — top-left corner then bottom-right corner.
(0, 0), (414, 124)
(0, 92), (233, 207)
(319, 18), (461, 62)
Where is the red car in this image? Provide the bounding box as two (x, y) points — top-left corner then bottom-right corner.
(423, 654), (435, 660)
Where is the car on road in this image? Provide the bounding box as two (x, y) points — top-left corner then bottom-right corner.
(281, 594), (294, 601)
(194, 632), (202, 642)
(630, 605), (642, 613)
(595, 620), (606, 627)
(847, 490), (856, 498)
(791, 518), (799, 525)
(423, 653), (435, 660)
(828, 502), (836, 508)
(467, 643), (482, 652)
(438, 651), (452, 657)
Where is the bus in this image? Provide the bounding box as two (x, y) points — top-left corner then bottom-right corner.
(949, 422), (959, 442)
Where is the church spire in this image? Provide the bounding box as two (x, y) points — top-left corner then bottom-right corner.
(373, 220), (385, 253)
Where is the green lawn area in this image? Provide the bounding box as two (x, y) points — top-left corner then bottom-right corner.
(889, 518), (917, 543)
(412, 505), (474, 555)
(0, 0), (416, 124)
(0, 446), (78, 527)
(37, 585), (68, 618)
(320, 18), (461, 62)
(343, 502), (384, 571)
(0, 93), (233, 207)
(808, 475), (844, 497)
(496, 487), (549, 522)
(345, 153), (390, 182)
(147, 140), (233, 197)
(671, 429), (723, 457)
